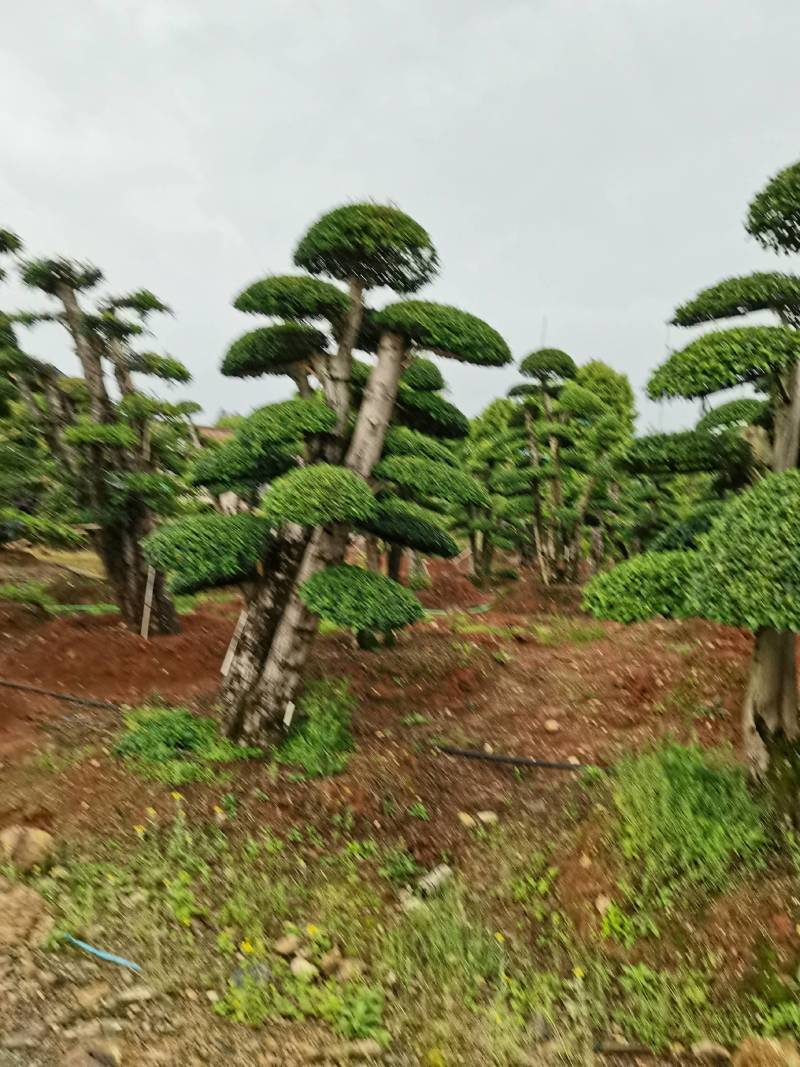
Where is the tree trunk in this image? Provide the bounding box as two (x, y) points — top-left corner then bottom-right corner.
(524, 409), (550, 586)
(55, 283), (112, 422)
(387, 543), (404, 582)
(364, 535), (382, 572)
(97, 516), (179, 636)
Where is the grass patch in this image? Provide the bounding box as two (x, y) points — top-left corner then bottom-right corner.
(278, 679), (355, 778)
(532, 616), (605, 646)
(115, 705), (261, 785)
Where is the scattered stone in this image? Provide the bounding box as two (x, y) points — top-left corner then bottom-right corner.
(579, 854), (592, 869)
(74, 980), (110, 1014)
(290, 956), (319, 981)
(0, 824), (55, 872)
(482, 743), (494, 754)
(90, 759), (101, 769)
(594, 894), (612, 916)
(0, 876), (53, 948)
(457, 811), (476, 829)
(105, 983), (155, 1011)
(205, 990), (219, 1004)
(184, 988), (199, 1002)
(417, 864), (453, 896)
(398, 889), (427, 914)
(273, 933), (301, 957)
(567, 755), (581, 766)
(320, 946), (343, 976)
(64, 1020), (103, 1041)
(543, 719), (560, 734)
(336, 958), (365, 982)
(476, 810), (499, 826)
(734, 1038), (800, 1067)
(322, 1038), (385, 1061)
(2, 1023), (47, 1050)
(692, 1041), (731, 1064)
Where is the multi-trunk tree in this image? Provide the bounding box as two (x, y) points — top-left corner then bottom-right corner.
(585, 158), (800, 784)
(0, 231), (197, 633)
(145, 203), (510, 744)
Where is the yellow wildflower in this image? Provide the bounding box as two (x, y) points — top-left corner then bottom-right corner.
(494, 931), (506, 943)
(133, 824), (145, 836)
(170, 791), (183, 801)
(240, 939), (254, 955)
(305, 923), (320, 937)
(573, 966), (585, 980)
(213, 805), (224, 815)
(146, 807), (157, 818)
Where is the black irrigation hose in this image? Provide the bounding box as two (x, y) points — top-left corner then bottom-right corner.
(0, 677), (120, 712)
(433, 742), (597, 771)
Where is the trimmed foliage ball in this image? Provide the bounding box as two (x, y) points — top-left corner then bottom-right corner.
(673, 273), (800, 328)
(299, 564), (423, 631)
(382, 425), (456, 465)
(582, 551), (697, 623)
(624, 429), (752, 477)
(400, 357), (445, 393)
(360, 496), (458, 557)
(65, 419), (136, 449)
(519, 348), (577, 382)
(747, 160), (800, 254)
(236, 397), (337, 452)
(395, 384), (470, 439)
(0, 229), (22, 255)
(222, 324), (326, 378)
(129, 352), (191, 383)
(375, 301), (511, 366)
(190, 438), (296, 495)
(143, 513), (271, 594)
(262, 464), (375, 527)
(696, 398), (769, 434)
(375, 454), (488, 507)
(687, 469), (800, 631)
(294, 203), (438, 293)
(648, 326), (800, 400)
(234, 274), (349, 323)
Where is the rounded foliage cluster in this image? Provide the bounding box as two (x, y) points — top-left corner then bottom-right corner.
(294, 203), (438, 293)
(233, 274), (348, 323)
(582, 551), (697, 623)
(648, 326), (800, 400)
(65, 419), (136, 449)
(0, 229), (22, 255)
(673, 273), (800, 328)
(360, 496), (458, 557)
(650, 501), (725, 552)
(519, 348), (577, 382)
(129, 352), (191, 383)
(374, 454), (488, 506)
(557, 381), (608, 420)
(143, 512), (271, 593)
(624, 429), (752, 477)
(222, 324), (326, 379)
(262, 464), (375, 527)
(20, 257), (103, 294)
(695, 398), (768, 434)
(746, 160), (800, 254)
(236, 397), (337, 452)
(299, 563), (423, 631)
(687, 469), (800, 630)
(191, 438), (295, 495)
(395, 384), (470, 439)
(382, 425), (456, 465)
(376, 301), (511, 366)
(400, 356), (445, 392)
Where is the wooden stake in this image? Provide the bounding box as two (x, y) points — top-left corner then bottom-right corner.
(140, 566), (156, 640)
(221, 609), (247, 675)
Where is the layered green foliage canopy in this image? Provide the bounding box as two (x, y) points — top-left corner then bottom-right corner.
(262, 464), (375, 527)
(582, 551), (697, 623)
(519, 348), (577, 382)
(375, 301), (511, 366)
(394, 383), (470, 438)
(294, 203), (438, 293)
(746, 160), (800, 254)
(360, 497), (458, 558)
(374, 454), (488, 506)
(20, 257), (103, 294)
(233, 275), (348, 323)
(382, 424), (456, 465)
(673, 273), (800, 328)
(401, 357), (445, 392)
(143, 513), (271, 593)
(236, 397), (336, 451)
(624, 429), (752, 477)
(299, 564), (423, 631)
(222, 324), (326, 378)
(128, 352), (191, 383)
(695, 398), (768, 434)
(648, 327), (800, 399)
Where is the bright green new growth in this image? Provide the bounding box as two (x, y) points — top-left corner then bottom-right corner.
(400, 357), (445, 392)
(672, 273), (800, 328)
(374, 454), (488, 506)
(394, 385), (470, 439)
(519, 348), (577, 382)
(299, 564), (423, 631)
(128, 352), (192, 382)
(360, 497), (459, 558)
(582, 551), (697, 623)
(233, 274), (349, 323)
(64, 419), (137, 448)
(648, 326), (800, 399)
(687, 469), (800, 631)
(262, 465), (375, 527)
(143, 513), (271, 593)
(222, 324), (327, 378)
(375, 301), (511, 366)
(278, 679), (355, 778)
(746, 160), (800, 254)
(382, 425), (456, 465)
(695, 398), (768, 434)
(624, 430), (752, 476)
(294, 203), (438, 293)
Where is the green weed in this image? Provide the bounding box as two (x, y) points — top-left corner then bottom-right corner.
(278, 679), (355, 778)
(532, 617), (605, 646)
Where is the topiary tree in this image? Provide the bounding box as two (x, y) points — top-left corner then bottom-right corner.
(149, 202), (510, 743)
(6, 239), (198, 634)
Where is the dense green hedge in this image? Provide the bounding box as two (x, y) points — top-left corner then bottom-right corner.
(376, 301), (511, 367)
(262, 464), (376, 527)
(582, 551), (697, 623)
(143, 513), (271, 593)
(360, 496), (458, 557)
(687, 469), (800, 630)
(299, 564), (423, 630)
(649, 502), (725, 552)
(222, 324), (326, 378)
(234, 274), (348, 322)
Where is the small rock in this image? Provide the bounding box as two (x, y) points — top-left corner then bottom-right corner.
(273, 933), (301, 957)
(90, 759), (101, 769)
(336, 958), (365, 982)
(0, 876), (53, 948)
(290, 956), (319, 981)
(692, 1041), (732, 1064)
(398, 889), (427, 915)
(74, 980), (110, 1014)
(0, 825), (55, 872)
(326, 1038), (385, 1061)
(579, 854), (592, 869)
(184, 988), (199, 1002)
(594, 894), (612, 916)
(417, 864), (453, 897)
(567, 755), (581, 766)
(734, 1038), (800, 1067)
(544, 719), (560, 734)
(482, 743), (494, 754)
(106, 983), (154, 1010)
(476, 811), (499, 826)
(205, 989), (219, 1004)
(320, 946), (343, 976)
(64, 1020), (103, 1041)
(457, 811), (476, 829)
(2, 1023), (47, 1050)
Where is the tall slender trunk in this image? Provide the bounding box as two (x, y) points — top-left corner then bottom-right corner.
(524, 409), (550, 585)
(98, 512), (179, 635)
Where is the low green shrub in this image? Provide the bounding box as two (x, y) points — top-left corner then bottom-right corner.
(278, 679), (355, 778)
(582, 551), (697, 623)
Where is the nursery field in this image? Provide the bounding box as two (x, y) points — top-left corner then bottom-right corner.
(1, 551), (795, 1067)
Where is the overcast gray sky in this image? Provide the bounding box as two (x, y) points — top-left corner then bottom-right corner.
(2, 0), (799, 431)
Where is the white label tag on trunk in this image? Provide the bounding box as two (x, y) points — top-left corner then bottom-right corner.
(283, 701), (295, 728)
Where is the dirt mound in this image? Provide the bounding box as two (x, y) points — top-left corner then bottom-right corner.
(416, 557), (489, 610)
